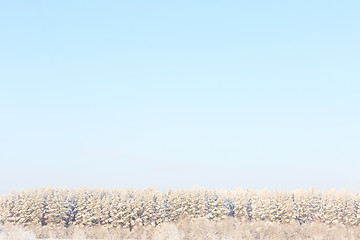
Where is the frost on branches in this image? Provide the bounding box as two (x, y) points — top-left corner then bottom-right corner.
(0, 188), (360, 229)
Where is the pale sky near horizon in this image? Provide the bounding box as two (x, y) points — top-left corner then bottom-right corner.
(0, 1), (359, 195)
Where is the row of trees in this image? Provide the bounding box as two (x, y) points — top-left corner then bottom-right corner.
(1, 188), (359, 229)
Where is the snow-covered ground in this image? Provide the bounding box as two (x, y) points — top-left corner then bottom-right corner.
(1, 218), (360, 240)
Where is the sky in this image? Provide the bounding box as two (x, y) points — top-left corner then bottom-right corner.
(0, 1), (359, 195)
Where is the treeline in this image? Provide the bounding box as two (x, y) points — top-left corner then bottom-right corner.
(0, 188), (359, 229)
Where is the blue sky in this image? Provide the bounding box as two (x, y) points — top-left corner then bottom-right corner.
(0, 1), (359, 194)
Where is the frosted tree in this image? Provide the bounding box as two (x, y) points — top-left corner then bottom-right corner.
(88, 190), (103, 226)
(115, 189), (134, 230)
(196, 189), (208, 218)
(336, 190), (355, 225)
(277, 191), (295, 223)
(9, 191), (27, 224)
(74, 188), (93, 226)
(150, 190), (165, 227)
(353, 192), (360, 225)
(165, 190), (180, 223)
(0, 195), (7, 224)
(222, 190), (235, 218)
(233, 189), (249, 222)
(27, 189), (44, 226)
(129, 190), (145, 227)
(250, 190), (267, 221)
(41, 188), (66, 226)
(207, 191), (226, 221)
(109, 190), (124, 228)
(61, 189), (77, 227)
(98, 191), (112, 226)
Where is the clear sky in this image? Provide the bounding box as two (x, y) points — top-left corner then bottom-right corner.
(0, 1), (359, 195)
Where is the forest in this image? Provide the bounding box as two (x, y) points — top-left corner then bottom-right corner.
(1, 188), (360, 228)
